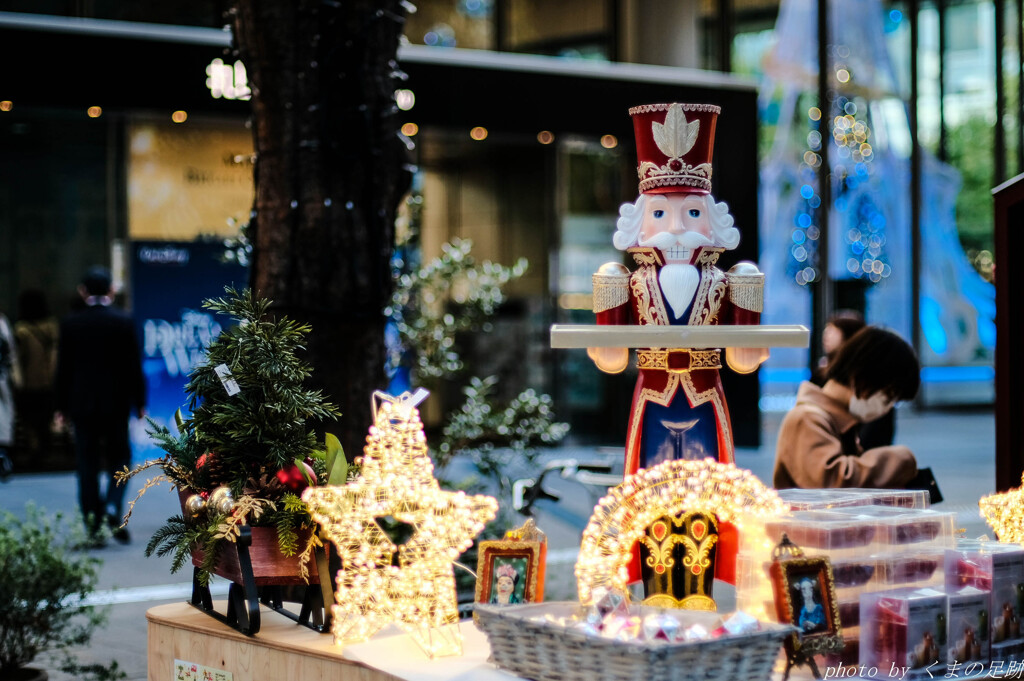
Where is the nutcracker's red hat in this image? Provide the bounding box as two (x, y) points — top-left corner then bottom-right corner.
(629, 103), (720, 194)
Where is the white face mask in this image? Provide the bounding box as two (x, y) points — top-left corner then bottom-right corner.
(848, 391), (895, 422)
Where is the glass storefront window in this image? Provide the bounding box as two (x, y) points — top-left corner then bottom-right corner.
(404, 0), (495, 50)
(503, 0), (612, 58)
(554, 138), (633, 437)
(403, 0), (614, 58)
(0, 1), (227, 28)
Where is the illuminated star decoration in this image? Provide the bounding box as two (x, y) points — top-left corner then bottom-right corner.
(303, 390), (498, 658)
(980, 474), (1024, 543)
(575, 458), (785, 605)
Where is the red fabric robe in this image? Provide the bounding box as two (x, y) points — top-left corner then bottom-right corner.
(596, 246), (760, 584)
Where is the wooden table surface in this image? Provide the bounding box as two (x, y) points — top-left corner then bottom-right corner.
(147, 602), (401, 681)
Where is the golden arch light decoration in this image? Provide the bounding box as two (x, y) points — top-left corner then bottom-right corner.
(575, 458), (786, 605)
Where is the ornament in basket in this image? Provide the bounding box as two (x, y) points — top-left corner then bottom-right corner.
(475, 601), (795, 681)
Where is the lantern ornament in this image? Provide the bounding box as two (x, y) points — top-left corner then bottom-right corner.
(576, 458), (785, 610)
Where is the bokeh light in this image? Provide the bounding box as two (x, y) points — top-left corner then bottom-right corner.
(395, 89), (415, 111)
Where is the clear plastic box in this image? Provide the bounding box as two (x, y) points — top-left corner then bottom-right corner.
(944, 540), (1024, 592)
(777, 488), (930, 510)
(831, 556), (877, 590)
(776, 488), (875, 511)
(829, 506), (956, 546)
(944, 541), (1024, 650)
(855, 489), (931, 509)
(946, 587), (990, 666)
(838, 598), (861, 629)
(872, 551), (944, 587)
(860, 587), (948, 680)
(764, 510), (876, 551)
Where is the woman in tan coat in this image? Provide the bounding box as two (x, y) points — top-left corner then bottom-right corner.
(773, 326), (920, 489)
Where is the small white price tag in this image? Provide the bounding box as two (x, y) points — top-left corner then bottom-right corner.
(401, 387), (430, 410)
(214, 364), (241, 396)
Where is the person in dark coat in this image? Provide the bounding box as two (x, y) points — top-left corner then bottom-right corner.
(56, 266), (146, 544)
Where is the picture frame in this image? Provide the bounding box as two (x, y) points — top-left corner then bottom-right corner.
(475, 539), (543, 608)
(769, 555), (845, 659)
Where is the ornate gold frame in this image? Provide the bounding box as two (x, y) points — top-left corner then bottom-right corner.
(769, 556), (845, 658)
(475, 539), (542, 608)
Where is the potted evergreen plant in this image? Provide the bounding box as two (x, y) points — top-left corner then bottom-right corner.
(0, 504), (124, 681)
(119, 288), (346, 589)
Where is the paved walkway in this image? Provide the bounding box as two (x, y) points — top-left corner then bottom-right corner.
(0, 407), (996, 680)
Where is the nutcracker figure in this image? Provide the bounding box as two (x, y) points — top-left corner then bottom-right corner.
(588, 102), (768, 591)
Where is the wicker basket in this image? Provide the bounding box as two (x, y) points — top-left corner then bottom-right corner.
(475, 602), (794, 681)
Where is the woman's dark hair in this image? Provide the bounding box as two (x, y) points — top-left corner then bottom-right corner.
(827, 310), (866, 343)
(825, 326), (920, 401)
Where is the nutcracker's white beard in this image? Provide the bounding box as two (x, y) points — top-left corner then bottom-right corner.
(659, 264), (699, 320)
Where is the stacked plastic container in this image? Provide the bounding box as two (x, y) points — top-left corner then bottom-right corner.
(735, 488), (956, 671)
(942, 540), (1024, 671)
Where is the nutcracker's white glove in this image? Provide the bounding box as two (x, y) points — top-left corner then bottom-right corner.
(587, 346), (629, 374)
(726, 346), (769, 374)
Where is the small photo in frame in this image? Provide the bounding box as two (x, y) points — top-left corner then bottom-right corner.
(770, 555), (844, 652)
(475, 540), (542, 607)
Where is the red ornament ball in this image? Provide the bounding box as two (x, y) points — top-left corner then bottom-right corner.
(275, 461), (317, 492)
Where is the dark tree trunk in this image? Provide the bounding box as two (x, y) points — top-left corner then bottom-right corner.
(232, 0), (411, 460)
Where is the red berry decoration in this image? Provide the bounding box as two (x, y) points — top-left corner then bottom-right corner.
(275, 461), (317, 492)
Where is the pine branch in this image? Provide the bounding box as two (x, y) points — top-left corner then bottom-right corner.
(144, 517), (187, 559)
(274, 511), (299, 557)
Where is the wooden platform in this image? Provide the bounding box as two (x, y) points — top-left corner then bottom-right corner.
(147, 601), (805, 681)
(147, 602), (400, 681)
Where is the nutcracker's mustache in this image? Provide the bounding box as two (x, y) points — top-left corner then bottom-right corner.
(637, 231), (715, 250)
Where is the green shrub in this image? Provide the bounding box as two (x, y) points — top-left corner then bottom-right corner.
(0, 504), (124, 680)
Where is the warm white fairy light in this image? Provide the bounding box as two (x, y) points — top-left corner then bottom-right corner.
(575, 458), (785, 605)
(980, 474), (1024, 543)
(303, 391), (497, 658)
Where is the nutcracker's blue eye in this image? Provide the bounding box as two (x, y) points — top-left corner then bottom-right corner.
(689, 209), (701, 218)
(653, 210), (665, 218)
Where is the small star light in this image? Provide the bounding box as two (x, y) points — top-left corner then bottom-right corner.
(575, 458), (786, 605)
(980, 474), (1024, 543)
(302, 390), (497, 658)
